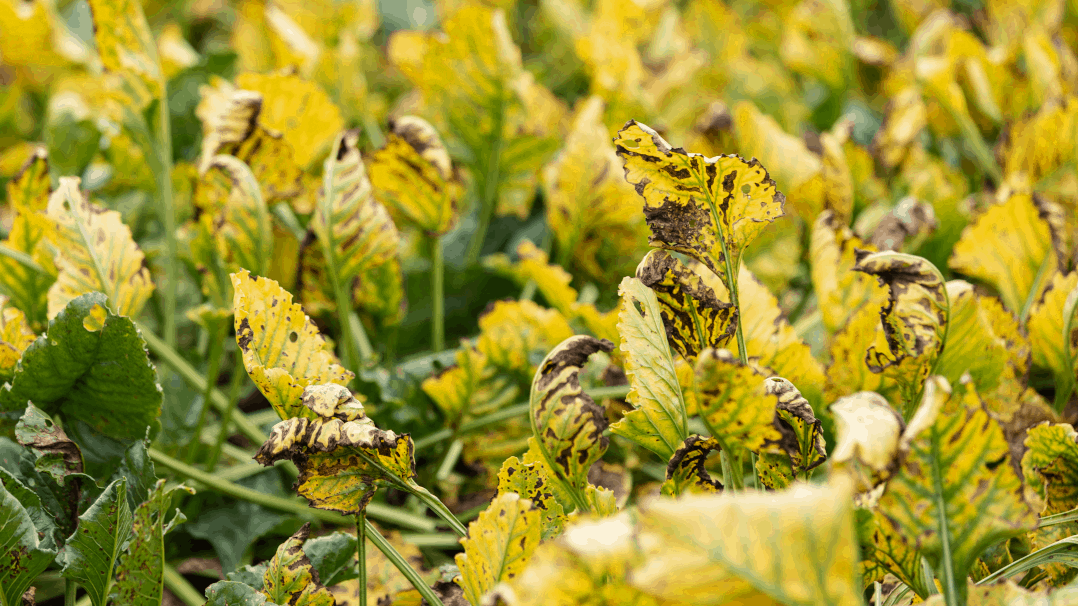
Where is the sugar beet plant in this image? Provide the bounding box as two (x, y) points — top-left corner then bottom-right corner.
(2, 0), (1078, 605)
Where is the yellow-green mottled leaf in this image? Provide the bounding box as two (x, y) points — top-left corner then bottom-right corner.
(421, 345), (498, 425)
(529, 335), (614, 509)
(859, 503), (932, 597)
(477, 300), (574, 378)
(922, 580), (1078, 605)
(949, 193), (1064, 316)
(613, 120), (785, 288)
(232, 270), (354, 421)
(87, 0), (163, 108)
(455, 492), (541, 606)
(0, 297), (35, 383)
(634, 250), (737, 361)
(853, 250), (948, 393)
(497, 456), (566, 540)
(876, 377), (1037, 601)
(811, 210), (886, 333)
(611, 277), (688, 460)
(1021, 423), (1078, 585)
(234, 72), (343, 169)
(583, 484), (618, 517)
(693, 348), (782, 461)
(829, 391), (905, 491)
(1028, 272), (1078, 407)
(632, 479), (863, 606)
(254, 384), (413, 515)
(824, 303), (899, 403)
(762, 377), (827, 480)
(661, 435), (723, 497)
(197, 155), (273, 278)
(367, 116), (462, 236)
(43, 177), (154, 319)
(260, 523), (334, 606)
(0, 147), (55, 329)
(935, 281), (1028, 394)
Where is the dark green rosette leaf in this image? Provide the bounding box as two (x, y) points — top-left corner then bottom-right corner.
(204, 581), (280, 606)
(110, 479), (193, 606)
(0, 480), (56, 606)
(303, 531), (359, 587)
(58, 479), (133, 606)
(0, 292), (162, 442)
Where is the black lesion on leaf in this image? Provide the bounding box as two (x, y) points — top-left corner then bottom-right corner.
(666, 434), (723, 493)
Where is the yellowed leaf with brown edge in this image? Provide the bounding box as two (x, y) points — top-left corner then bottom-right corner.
(196, 85), (304, 202)
(612, 277), (690, 460)
(260, 523), (335, 606)
(43, 178), (154, 319)
(693, 348), (782, 463)
(661, 435), (723, 497)
(635, 250), (737, 361)
(367, 116), (462, 236)
(829, 392), (905, 491)
(853, 250), (948, 396)
(0, 147), (56, 330)
(811, 210), (887, 333)
(477, 300), (574, 378)
(232, 269), (354, 421)
(235, 72), (343, 168)
(613, 120), (786, 289)
(761, 377), (827, 481)
(87, 0), (163, 109)
(529, 335), (614, 512)
(456, 493), (542, 606)
(542, 96), (647, 285)
(949, 193), (1064, 316)
(1028, 272), (1078, 407)
(255, 384), (414, 515)
(497, 455), (567, 540)
(1021, 422), (1078, 586)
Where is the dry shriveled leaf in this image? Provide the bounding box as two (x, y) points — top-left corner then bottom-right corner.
(829, 392), (905, 491)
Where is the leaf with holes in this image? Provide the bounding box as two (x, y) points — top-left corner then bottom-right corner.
(110, 479), (192, 606)
(497, 456), (566, 540)
(58, 479), (132, 606)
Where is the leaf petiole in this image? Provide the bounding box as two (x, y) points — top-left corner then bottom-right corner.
(356, 512), (367, 606)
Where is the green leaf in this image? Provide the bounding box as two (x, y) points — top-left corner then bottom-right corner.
(186, 470), (286, 575)
(497, 455), (567, 540)
(110, 479), (192, 606)
(634, 250), (737, 361)
(205, 581), (280, 606)
(0, 437), (78, 544)
(0, 480), (55, 606)
(529, 335), (614, 511)
(875, 376), (1037, 603)
(254, 384), (415, 515)
(661, 434), (723, 497)
(303, 531), (359, 587)
(612, 120), (786, 288)
(0, 292), (162, 442)
(58, 479), (133, 606)
(14, 403), (83, 485)
(611, 276), (689, 460)
(260, 523), (335, 606)
(456, 492), (542, 606)
(0, 466), (60, 551)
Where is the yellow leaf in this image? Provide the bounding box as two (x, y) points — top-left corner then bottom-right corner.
(421, 344), (501, 424)
(87, 0), (163, 108)
(762, 377), (827, 481)
(693, 348), (782, 461)
(196, 155), (274, 279)
(922, 580), (1078, 605)
(157, 22), (200, 79)
(1028, 271), (1078, 405)
(234, 72), (344, 168)
(611, 277), (689, 460)
(829, 391), (904, 491)
(779, 0), (854, 91)
(43, 178), (154, 319)
(367, 116), (462, 236)
(232, 269), (354, 421)
(0, 0), (73, 67)
(810, 210), (887, 333)
(872, 87), (927, 168)
(477, 300), (574, 378)
(660, 435), (723, 497)
(613, 120), (786, 288)
(949, 193), (1064, 315)
(824, 303), (897, 404)
(634, 250), (737, 361)
(260, 523), (335, 606)
(497, 455), (567, 540)
(0, 147), (55, 329)
(455, 493), (542, 606)
(0, 296), (36, 383)
(1021, 422), (1078, 585)
(935, 281), (1029, 394)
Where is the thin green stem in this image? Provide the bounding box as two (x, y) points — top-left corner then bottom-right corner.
(366, 522), (444, 606)
(206, 351), (247, 472)
(140, 327), (265, 444)
(403, 482), (468, 537)
(431, 235), (445, 352)
(930, 430), (960, 606)
(147, 448), (438, 531)
(185, 324), (227, 465)
(162, 563), (203, 606)
(356, 512), (367, 606)
(348, 311), (375, 362)
(1020, 252), (1054, 324)
(156, 85), (177, 351)
(65, 579), (77, 606)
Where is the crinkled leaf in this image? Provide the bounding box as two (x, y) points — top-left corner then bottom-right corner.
(1022, 423), (1078, 585)
(367, 116), (462, 236)
(234, 72), (343, 168)
(232, 270), (353, 421)
(0, 148), (55, 330)
(634, 250), (737, 361)
(14, 403), (83, 485)
(110, 479), (192, 606)
(661, 435), (723, 497)
(497, 456), (566, 540)
(693, 348), (782, 461)
(762, 377), (826, 478)
(949, 193), (1063, 315)
(613, 120), (786, 288)
(0, 292), (162, 442)
(529, 335), (614, 503)
(810, 210), (886, 333)
(260, 523), (334, 606)
(610, 277), (688, 460)
(456, 492), (541, 606)
(43, 177), (154, 319)
(0, 481), (55, 606)
(875, 377), (1037, 602)
(58, 479), (132, 606)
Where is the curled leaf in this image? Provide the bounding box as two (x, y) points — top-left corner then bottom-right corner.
(661, 435), (723, 497)
(15, 403), (83, 485)
(763, 377), (827, 478)
(829, 392), (904, 490)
